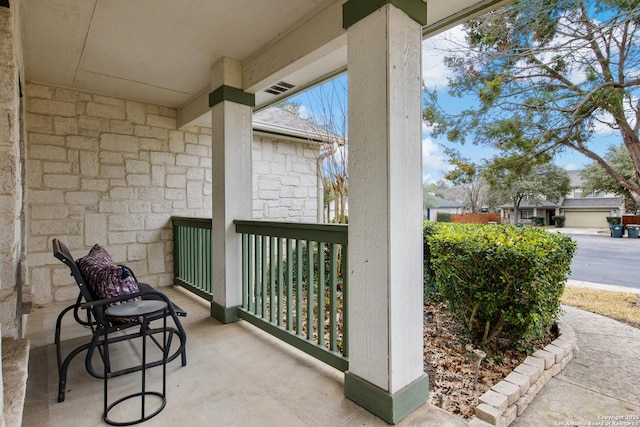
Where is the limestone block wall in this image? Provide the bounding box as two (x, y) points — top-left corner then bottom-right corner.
(25, 84), (321, 304)
(0, 2), (25, 339)
(25, 84), (214, 304)
(253, 136), (318, 222)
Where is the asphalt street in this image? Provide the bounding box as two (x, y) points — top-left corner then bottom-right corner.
(567, 233), (640, 289)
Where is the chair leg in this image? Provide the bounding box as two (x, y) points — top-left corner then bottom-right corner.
(55, 302), (79, 371)
(58, 341), (91, 402)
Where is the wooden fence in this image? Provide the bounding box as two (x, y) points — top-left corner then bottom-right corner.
(622, 215), (640, 226)
(450, 213), (502, 224)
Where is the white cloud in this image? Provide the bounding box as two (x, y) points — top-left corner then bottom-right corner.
(298, 105), (311, 120)
(422, 137), (453, 182)
(563, 162), (579, 171)
(422, 25), (466, 89)
(423, 174), (437, 184)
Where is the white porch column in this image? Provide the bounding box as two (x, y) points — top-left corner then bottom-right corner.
(210, 58), (254, 323)
(343, 1), (428, 423)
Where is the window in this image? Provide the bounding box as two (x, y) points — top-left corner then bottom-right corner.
(584, 190), (604, 197)
(575, 188), (604, 198)
(520, 209), (533, 220)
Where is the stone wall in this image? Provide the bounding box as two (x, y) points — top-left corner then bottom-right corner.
(252, 136), (318, 222)
(24, 84), (214, 304)
(24, 83), (320, 304)
(0, 1), (24, 339)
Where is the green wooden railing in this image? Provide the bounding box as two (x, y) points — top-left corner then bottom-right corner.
(171, 217), (348, 371)
(172, 217), (213, 301)
(234, 220), (349, 372)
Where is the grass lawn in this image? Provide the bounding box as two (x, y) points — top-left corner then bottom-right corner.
(562, 285), (640, 328)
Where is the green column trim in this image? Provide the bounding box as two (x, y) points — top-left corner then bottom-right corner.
(343, 0), (427, 29)
(209, 85), (255, 108)
(344, 372), (429, 424)
(211, 301), (239, 324)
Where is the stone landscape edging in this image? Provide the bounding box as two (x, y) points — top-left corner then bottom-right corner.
(468, 320), (579, 427)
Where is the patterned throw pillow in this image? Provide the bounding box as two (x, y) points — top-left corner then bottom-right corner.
(76, 244), (142, 322)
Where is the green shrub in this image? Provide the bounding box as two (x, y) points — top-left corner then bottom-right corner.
(423, 221), (439, 280)
(606, 216), (621, 225)
(425, 223), (576, 346)
(423, 275), (442, 304)
(531, 216), (545, 226)
(437, 212), (452, 222)
(552, 215), (566, 228)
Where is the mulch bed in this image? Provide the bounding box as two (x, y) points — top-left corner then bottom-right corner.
(423, 302), (556, 419)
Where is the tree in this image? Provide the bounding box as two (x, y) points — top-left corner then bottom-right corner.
(423, 187), (439, 210)
(582, 144), (639, 211)
(281, 78), (348, 223)
(424, 0), (640, 207)
(485, 161), (571, 223)
(444, 151), (490, 213)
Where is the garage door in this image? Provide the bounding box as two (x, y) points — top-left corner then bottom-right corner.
(564, 211), (609, 228)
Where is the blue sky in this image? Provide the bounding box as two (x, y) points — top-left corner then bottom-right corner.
(288, 24), (622, 184)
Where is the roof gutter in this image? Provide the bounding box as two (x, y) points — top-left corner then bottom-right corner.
(253, 128), (324, 145)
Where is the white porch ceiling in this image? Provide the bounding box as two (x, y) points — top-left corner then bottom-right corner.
(20, 0), (507, 118)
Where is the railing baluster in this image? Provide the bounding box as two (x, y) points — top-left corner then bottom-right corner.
(286, 238), (293, 332)
(248, 234), (255, 313)
(306, 240), (314, 341)
(317, 242), (325, 347)
(270, 236), (276, 323)
(296, 239), (303, 335)
(255, 234), (262, 315)
(206, 227), (212, 294)
(329, 243), (338, 352)
(262, 235), (268, 318)
(242, 233), (248, 308)
(277, 237), (283, 327)
(342, 244), (348, 358)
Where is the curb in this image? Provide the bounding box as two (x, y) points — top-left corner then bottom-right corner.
(468, 321), (579, 427)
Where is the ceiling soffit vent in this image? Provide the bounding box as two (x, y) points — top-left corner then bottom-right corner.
(264, 81), (295, 96)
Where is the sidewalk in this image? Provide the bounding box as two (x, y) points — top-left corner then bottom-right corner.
(512, 305), (640, 426)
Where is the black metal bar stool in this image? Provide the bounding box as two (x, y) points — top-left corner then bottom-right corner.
(103, 300), (168, 426)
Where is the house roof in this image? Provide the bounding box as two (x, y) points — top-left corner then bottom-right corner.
(434, 197), (466, 208)
(499, 199), (561, 209)
(253, 107), (340, 144)
(561, 197), (624, 208)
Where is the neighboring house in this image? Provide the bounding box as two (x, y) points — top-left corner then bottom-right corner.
(499, 170), (624, 227)
(424, 197), (466, 221)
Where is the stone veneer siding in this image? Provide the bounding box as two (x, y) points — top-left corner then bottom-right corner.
(0, 2), (25, 339)
(252, 136), (318, 222)
(25, 83), (319, 304)
(25, 83), (214, 304)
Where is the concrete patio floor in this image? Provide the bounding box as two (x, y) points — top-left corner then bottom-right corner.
(22, 286), (466, 427)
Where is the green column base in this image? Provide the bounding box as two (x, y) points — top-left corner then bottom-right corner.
(344, 372), (429, 424)
(211, 301), (239, 324)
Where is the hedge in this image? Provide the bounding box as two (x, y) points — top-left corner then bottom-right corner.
(437, 212), (452, 222)
(425, 222), (576, 346)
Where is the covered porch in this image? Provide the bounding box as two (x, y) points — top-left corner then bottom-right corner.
(22, 285), (465, 426)
(2, 0), (512, 424)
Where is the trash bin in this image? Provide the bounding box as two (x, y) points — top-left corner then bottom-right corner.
(627, 224), (640, 238)
(610, 224), (624, 238)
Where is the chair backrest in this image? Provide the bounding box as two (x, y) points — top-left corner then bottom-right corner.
(52, 238), (96, 304)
